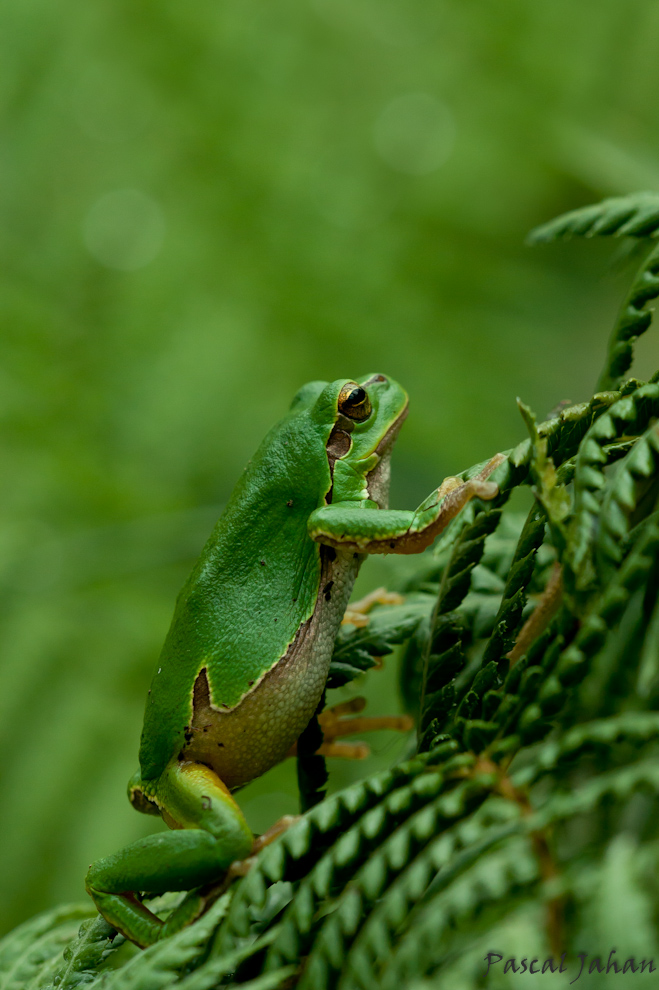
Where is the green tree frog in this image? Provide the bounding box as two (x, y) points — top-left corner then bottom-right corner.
(85, 374), (501, 947)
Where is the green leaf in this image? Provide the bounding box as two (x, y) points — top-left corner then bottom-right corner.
(328, 596), (432, 689)
(528, 192), (659, 243)
(0, 906), (95, 990)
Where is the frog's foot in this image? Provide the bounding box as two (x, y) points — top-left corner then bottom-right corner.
(428, 452), (505, 518)
(236, 815), (301, 873)
(289, 698), (414, 760)
(342, 587), (405, 628)
(206, 814), (302, 901)
(251, 814), (301, 854)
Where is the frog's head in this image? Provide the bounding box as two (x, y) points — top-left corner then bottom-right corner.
(293, 374), (408, 508)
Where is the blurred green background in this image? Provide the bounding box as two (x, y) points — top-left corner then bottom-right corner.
(3, 0), (659, 937)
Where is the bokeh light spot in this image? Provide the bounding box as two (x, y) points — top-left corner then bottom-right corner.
(82, 189), (165, 271)
(373, 92), (455, 175)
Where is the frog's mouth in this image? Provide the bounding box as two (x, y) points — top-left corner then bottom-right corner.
(374, 400), (409, 459)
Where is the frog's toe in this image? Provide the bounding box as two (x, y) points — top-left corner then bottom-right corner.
(318, 697), (414, 743)
(288, 697), (414, 761)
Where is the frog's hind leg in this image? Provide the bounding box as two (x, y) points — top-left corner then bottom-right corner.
(85, 762), (253, 948)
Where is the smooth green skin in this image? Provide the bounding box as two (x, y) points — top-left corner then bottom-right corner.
(85, 374), (499, 948)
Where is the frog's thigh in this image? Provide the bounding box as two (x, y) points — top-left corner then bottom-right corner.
(86, 762), (253, 946)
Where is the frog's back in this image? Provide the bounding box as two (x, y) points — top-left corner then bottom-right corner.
(138, 388), (336, 785)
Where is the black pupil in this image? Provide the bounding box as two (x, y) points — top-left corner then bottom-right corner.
(348, 387), (366, 406)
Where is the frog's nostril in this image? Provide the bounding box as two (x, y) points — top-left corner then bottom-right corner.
(363, 374), (388, 385)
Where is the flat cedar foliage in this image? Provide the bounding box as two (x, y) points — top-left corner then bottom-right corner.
(5, 191), (659, 988)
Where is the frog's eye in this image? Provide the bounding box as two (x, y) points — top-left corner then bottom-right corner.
(338, 382), (372, 421)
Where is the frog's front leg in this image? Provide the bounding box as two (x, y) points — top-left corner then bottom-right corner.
(308, 453), (504, 555)
(85, 761), (253, 948)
